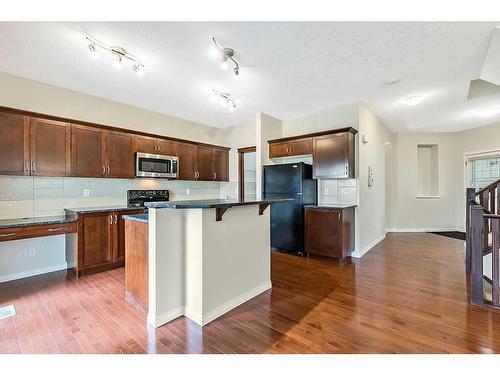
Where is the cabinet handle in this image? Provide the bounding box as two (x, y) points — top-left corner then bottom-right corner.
(102, 165), (106, 175)
(213, 172), (216, 180)
(31, 161), (36, 174)
(109, 215), (113, 224)
(0, 232), (16, 237)
(48, 227), (64, 232)
(25, 161), (30, 174)
(114, 215), (118, 224)
(107, 166), (110, 176)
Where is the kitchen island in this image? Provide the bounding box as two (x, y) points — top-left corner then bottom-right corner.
(139, 197), (291, 328)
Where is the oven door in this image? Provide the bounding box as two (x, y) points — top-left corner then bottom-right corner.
(136, 153), (178, 178)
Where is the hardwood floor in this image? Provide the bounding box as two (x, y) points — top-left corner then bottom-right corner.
(2, 233), (500, 353)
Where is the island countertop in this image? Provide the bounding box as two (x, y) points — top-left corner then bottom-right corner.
(145, 197), (294, 209)
(122, 213), (149, 224)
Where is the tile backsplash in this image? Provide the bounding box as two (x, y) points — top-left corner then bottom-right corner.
(0, 176), (222, 220)
(318, 178), (358, 205)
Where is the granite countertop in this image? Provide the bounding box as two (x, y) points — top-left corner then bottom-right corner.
(64, 206), (145, 214)
(0, 215), (77, 229)
(304, 204), (357, 209)
(122, 214), (149, 224)
(145, 197), (294, 209)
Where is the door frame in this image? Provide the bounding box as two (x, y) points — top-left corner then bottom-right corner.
(462, 147), (500, 230)
(238, 146), (256, 200)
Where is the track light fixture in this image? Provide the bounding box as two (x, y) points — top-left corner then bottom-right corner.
(210, 37), (240, 77)
(86, 36), (145, 76)
(211, 90), (237, 111)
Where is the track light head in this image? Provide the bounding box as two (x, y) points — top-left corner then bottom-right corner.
(211, 90), (237, 112)
(133, 63), (144, 76)
(211, 37), (240, 77)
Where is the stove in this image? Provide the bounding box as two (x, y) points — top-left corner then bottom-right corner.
(127, 190), (169, 209)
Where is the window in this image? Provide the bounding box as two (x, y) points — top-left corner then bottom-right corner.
(470, 157), (500, 189)
(417, 144), (439, 198)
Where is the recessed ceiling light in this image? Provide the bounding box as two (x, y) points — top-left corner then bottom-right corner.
(385, 78), (402, 86)
(405, 94), (425, 106)
(476, 107), (500, 118)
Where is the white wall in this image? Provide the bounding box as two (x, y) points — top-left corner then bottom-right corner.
(353, 103), (393, 257)
(256, 113), (283, 197)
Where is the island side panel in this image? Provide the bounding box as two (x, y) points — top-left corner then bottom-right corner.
(201, 205), (272, 325)
(147, 208), (185, 328)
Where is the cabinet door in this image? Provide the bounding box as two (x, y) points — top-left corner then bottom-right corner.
(313, 133), (350, 179)
(105, 131), (135, 178)
(156, 139), (176, 156)
(0, 112), (30, 176)
(289, 137), (312, 156)
(177, 142), (197, 180)
(196, 145), (215, 181)
(269, 141), (290, 158)
(304, 208), (342, 258)
(72, 125), (106, 177)
(213, 149), (229, 181)
(135, 135), (156, 154)
(30, 118), (71, 176)
(114, 210), (144, 262)
(79, 212), (113, 269)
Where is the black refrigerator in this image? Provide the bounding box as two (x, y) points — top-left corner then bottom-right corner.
(263, 162), (317, 256)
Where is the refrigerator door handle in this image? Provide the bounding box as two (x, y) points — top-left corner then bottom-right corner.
(296, 192), (303, 195)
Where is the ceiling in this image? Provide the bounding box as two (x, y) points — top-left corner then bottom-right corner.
(0, 22), (499, 132)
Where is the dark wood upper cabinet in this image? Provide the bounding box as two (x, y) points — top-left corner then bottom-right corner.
(156, 139), (176, 156)
(135, 135), (156, 154)
(30, 118), (71, 177)
(213, 148), (229, 181)
(269, 141), (290, 158)
(177, 142), (197, 180)
(196, 145), (215, 181)
(105, 131), (134, 179)
(313, 132), (355, 179)
(290, 137), (312, 156)
(71, 124), (106, 178)
(0, 112), (30, 176)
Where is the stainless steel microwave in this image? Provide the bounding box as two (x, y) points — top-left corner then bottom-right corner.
(136, 152), (179, 179)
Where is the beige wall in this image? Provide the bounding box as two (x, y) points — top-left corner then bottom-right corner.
(0, 71), (225, 145)
(256, 113), (283, 197)
(354, 103), (393, 257)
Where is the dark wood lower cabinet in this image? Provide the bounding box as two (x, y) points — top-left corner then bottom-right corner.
(125, 219), (149, 310)
(68, 209), (144, 276)
(304, 206), (355, 261)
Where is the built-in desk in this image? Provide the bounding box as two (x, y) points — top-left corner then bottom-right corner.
(0, 216), (77, 242)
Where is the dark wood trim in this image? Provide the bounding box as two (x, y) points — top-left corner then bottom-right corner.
(259, 203), (270, 215)
(0, 105), (230, 151)
(237, 146), (256, 200)
(237, 146), (256, 153)
(267, 127), (358, 144)
(77, 260), (125, 277)
(216, 206), (230, 221)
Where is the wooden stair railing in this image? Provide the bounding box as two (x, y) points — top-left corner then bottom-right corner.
(466, 178), (500, 307)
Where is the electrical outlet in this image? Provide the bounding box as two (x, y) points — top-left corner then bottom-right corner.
(19, 250), (28, 259)
(324, 188), (329, 195)
(28, 249), (37, 258)
(83, 189), (90, 198)
(186, 188), (191, 195)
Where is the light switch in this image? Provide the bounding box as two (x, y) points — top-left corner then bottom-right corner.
(83, 189), (90, 198)
(186, 188), (191, 195)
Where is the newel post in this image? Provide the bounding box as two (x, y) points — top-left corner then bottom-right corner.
(470, 205), (484, 305)
(466, 188), (476, 275)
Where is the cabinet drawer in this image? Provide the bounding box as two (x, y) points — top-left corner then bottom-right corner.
(0, 222), (77, 242)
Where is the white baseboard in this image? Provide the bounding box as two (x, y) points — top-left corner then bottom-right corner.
(0, 263), (68, 284)
(147, 307), (184, 328)
(201, 280), (272, 326)
(386, 228), (463, 233)
(352, 234), (386, 258)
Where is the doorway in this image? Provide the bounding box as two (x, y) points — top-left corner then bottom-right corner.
(238, 146), (256, 199)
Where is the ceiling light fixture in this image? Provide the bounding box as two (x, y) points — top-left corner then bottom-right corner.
(385, 78), (402, 86)
(404, 94), (425, 106)
(476, 106), (500, 118)
(86, 36), (145, 76)
(211, 90), (237, 111)
(211, 37), (240, 77)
